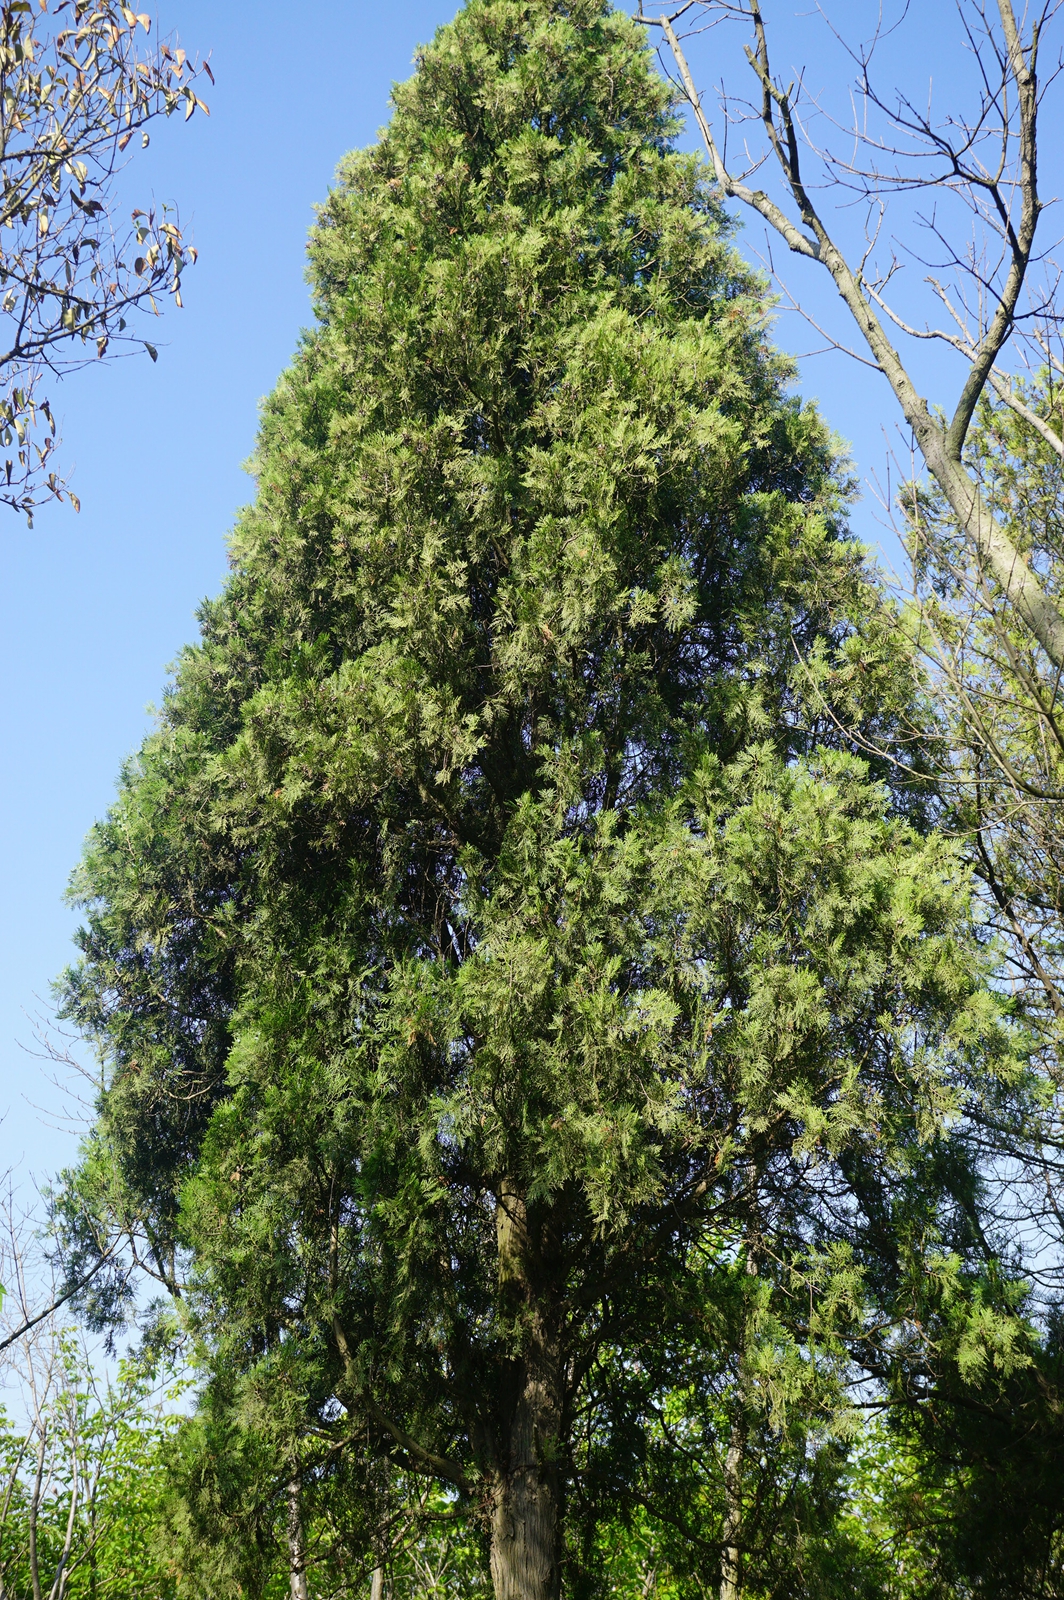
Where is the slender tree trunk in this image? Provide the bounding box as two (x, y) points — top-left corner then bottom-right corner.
(286, 1479), (309, 1600)
(719, 1176), (760, 1600)
(490, 1181), (564, 1600)
(370, 1568), (386, 1600)
(718, 1421), (744, 1600)
(27, 1429), (46, 1600)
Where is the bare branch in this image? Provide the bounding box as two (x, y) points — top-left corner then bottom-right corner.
(640, 0), (1064, 667)
(0, 1), (210, 518)
(0, 1253), (114, 1357)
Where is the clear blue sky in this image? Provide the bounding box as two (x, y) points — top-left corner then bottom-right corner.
(0, 1), (1057, 1190)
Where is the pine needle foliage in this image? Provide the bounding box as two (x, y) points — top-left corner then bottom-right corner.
(54, 3), (1021, 1596)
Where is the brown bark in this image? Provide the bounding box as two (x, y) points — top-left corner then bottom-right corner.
(489, 1181), (564, 1600)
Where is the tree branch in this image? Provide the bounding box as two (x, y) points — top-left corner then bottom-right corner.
(644, 0), (1064, 668)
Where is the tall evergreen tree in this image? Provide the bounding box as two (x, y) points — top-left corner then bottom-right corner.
(55, 3), (1020, 1596)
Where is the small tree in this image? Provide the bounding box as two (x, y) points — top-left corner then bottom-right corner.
(0, 0), (209, 518)
(55, 3), (1022, 1597)
(0, 1335), (182, 1600)
(0, 1202), (182, 1600)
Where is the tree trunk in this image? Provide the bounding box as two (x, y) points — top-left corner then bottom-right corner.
(719, 1180), (759, 1600)
(490, 1181), (564, 1600)
(286, 1479), (309, 1600)
(718, 1421), (743, 1600)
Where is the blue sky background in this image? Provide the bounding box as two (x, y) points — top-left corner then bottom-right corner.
(1, 1), (1058, 1194)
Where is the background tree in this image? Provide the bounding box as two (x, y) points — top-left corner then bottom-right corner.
(0, 0), (209, 518)
(0, 1187), (182, 1600)
(849, 384), (1064, 1600)
(898, 381), (1064, 1258)
(634, 0), (1064, 664)
(0, 1333), (183, 1600)
(624, 13), (1064, 1579)
(52, 2), (1029, 1598)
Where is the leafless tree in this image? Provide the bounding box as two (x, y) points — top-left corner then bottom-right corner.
(0, 0), (210, 519)
(635, 0), (1064, 661)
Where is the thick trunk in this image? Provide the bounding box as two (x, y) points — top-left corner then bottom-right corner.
(490, 1182), (564, 1600)
(489, 1354), (563, 1600)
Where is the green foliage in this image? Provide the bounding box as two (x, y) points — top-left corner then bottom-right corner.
(903, 373), (1064, 1045)
(890, 375), (1064, 1597)
(51, 0), (1030, 1593)
(0, 1336), (182, 1600)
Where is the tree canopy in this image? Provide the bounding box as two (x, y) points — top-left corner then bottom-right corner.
(53, 3), (1031, 1597)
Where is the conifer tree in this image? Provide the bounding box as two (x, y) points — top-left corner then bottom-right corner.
(55, 3), (1019, 1596)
